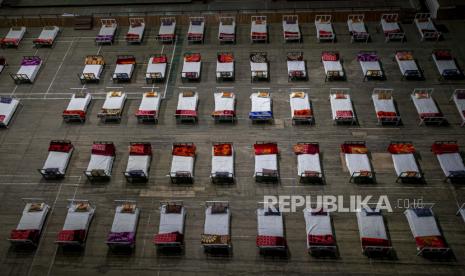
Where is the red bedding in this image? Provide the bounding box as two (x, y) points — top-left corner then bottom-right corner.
(254, 143), (278, 155)
(293, 143), (319, 155)
(431, 143), (459, 154)
(172, 144), (196, 157)
(256, 235), (286, 247)
(336, 110), (353, 118)
(341, 144), (368, 154)
(49, 141), (73, 153)
(308, 234), (335, 246)
(63, 110), (86, 119)
(213, 143), (232, 156)
(153, 231), (184, 244)
(377, 111), (397, 118)
(388, 143), (415, 154)
(361, 237), (390, 248)
(129, 143), (152, 156)
(91, 143), (115, 156)
(415, 235), (446, 249)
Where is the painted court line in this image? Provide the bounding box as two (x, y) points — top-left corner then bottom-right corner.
(163, 36), (177, 99)
(44, 39), (75, 99)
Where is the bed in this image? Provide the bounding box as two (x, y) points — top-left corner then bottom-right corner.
(153, 201), (186, 249)
(287, 52), (307, 81)
(330, 88), (356, 125)
(175, 91), (198, 123)
(112, 55), (135, 82)
(55, 200), (95, 247)
(211, 143), (234, 184)
(322, 52), (344, 81)
(201, 201), (231, 253)
(97, 91), (126, 123)
(0, 97), (20, 128)
(249, 91), (273, 123)
(432, 50), (464, 80)
(356, 207), (392, 256)
(431, 141), (465, 184)
(347, 14), (369, 43)
(212, 91), (236, 123)
(9, 200), (50, 247)
(62, 92), (92, 123)
(0, 56), (6, 74)
(256, 204), (286, 253)
(38, 140), (74, 180)
(395, 51), (423, 80)
(372, 89), (401, 125)
(181, 53), (201, 82)
(451, 89), (465, 126)
(380, 14), (405, 42)
(250, 16), (268, 43)
(79, 55), (105, 84)
(315, 15), (335, 43)
(294, 143), (323, 184)
(254, 142), (279, 183)
(136, 91), (161, 123)
(388, 142), (423, 183)
(1, 26), (26, 47)
(404, 207), (450, 256)
(170, 143), (196, 184)
(303, 208), (336, 255)
(187, 17), (205, 43)
(341, 141), (374, 184)
(145, 54), (167, 83)
(84, 142), (115, 182)
(250, 52), (269, 82)
(10, 56), (42, 84)
(106, 200), (140, 249)
(411, 88), (446, 126)
(290, 91), (313, 124)
(33, 26), (59, 47)
(124, 143), (152, 183)
(125, 18), (145, 43)
(216, 52), (234, 81)
(414, 13), (441, 41)
(358, 52), (384, 81)
(157, 17), (176, 43)
(96, 18), (117, 45)
(218, 17), (236, 43)
(282, 15), (300, 42)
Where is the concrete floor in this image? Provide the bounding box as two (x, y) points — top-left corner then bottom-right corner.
(0, 19), (464, 276)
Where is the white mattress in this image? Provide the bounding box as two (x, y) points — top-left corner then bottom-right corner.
(392, 154), (419, 176)
(257, 208), (283, 237)
(348, 20), (366, 33)
(98, 25), (116, 36)
(113, 64), (134, 79)
(323, 60), (344, 76)
(128, 24), (144, 38)
(204, 206), (230, 235)
(146, 61), (166, 78)
(316, 22), (334, 39)
(82, 64), (103, 79)
(170, 155), (194, 175)
(396, 56), (419, 75)
(404, 209), (440, 237)
(5, 27), (26, 40)
(460, 208), (465, 223)
(250, 62), (268, 77)
(42, 151), (72, 174)
(250, 93), (271, 112)
(372, 94), (396, 113)
(297, 154), (321, 176)
(86, 154), (114, 176)
(381, 19), (400, 33)
(436, 153), (465, 177)
(188, 22), (204, 34)
(345, 154), (371, 175)
(102, 93), (126, 110)
(63, 206), (94, 231)
(415, 19), (436, 33)
(182, 61), (201, 77)
(111, 206), (139, 233)
(411, 95), (439, 115)
(360, 61), (382, 76)
(126, 155), (150, 175)
(290, 93), (310, 116)
(433, 55), (458, 74)
(66, 94), (91, 111)
(0, 99), (19, 126)
(216, 61), (234, 73)
(330, 94), (353, 120)
(453, 96), (465, 120)
(211, 155), (234, 175)
(219, 22), (235, 35)
(251, 21), (267, 34)
(159, 205), (185, 234)
(177, 93), (198, 111)
(356, 209), (388, 240)
(303, 209), (332, 236)
(159, 23), (175, 35)
(139, 94), (161, 112)
(214, 93), (235, 112)
(17, 62), (42, 82)
(283, 21), (299, 34)
(287, 61), (306, 75)
(17, 203), (49, 230)
(37, 26), (59, 41)
(254, 154), (277, 175)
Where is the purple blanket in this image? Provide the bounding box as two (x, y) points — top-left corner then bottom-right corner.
(107, 231), (135, 244)
(357, 53), (379, 62)
(96, 35), (114, 42)
(21, 57), (41, 66)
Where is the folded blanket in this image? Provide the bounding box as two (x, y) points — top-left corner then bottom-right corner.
(415, 235), (446, 249)
(293, 109), (312, 117)
(308, 234), (335, 246)
(293, 143), (319, 155)
(396, 52), (414, 61)
(57, 229), (86, 243)
(91, 143), (115, 156)
(172, 144), (196, 157)
(420, 112), (442, 119)
(434, 50), (452, 60)
(249, 111), (272, 119)
(63, 110), (86, 119)
(431, 143), (459, 154)
(153, 231), (184, 244)
(361, 237), (390, 248)
(49, 141), (73, 153)
(322, 52), (338, 61)
(256, 235), (286, 247)
(388, 143), (415, 154)
(336, 110), (353, 118)
(184, 54), (201, 62)
(218, 53), (234, 63)
(130, 143), (151, 156)
(254, 143), (278, 155)
(201, 234), (230, 245)
(377, 111), (397, 118)
(21, 57), (41, 66)
(341, 144), (368, 154)
(10, 229), (40, 242)
(152, 56), (167, 63)
(176, 110), (197, 117)
(357, 53), (379, 62)
(33, 38), (53, 44)
(212, 110), (235, 117)
(107, 231), (135, 244)
(213, 143), (232, 156)
(136, 110), (156, 116)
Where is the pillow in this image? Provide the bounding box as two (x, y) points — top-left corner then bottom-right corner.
(183, 91), (195, 97)
(110, 91), (122, 97)
(211, 205), (227, 214)
(166, 204), (182, 214)
(258, 91), (269, 98)
(29, 203), (44, 212)
(335, 93), (346, 99)
(222, 92), (233, 98)
(415, 92), (429, 99)
(121, 203), (136, 213)
(146, 92), (158, 97)
(75, 202), (89, 212)
(291, 92), (305, 98)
